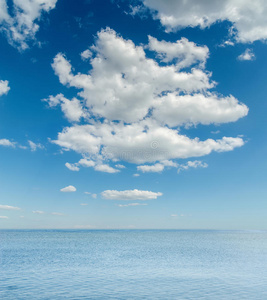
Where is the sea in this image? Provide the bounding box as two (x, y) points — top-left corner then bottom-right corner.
(1, 230), (267, 299)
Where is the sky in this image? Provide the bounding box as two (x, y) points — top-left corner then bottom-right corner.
(0, 0), (266, 230)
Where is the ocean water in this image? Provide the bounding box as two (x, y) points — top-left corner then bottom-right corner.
(1, 230), (267, 299)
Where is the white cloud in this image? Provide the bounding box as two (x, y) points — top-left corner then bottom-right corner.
(171, 214), (178, 217)
(117, 203), (148, 207)
(60, 185), (76, 192)
(137, 160), (207, 173)
(115, 164), (125, 169)
(101, 189), (162, 200)
(84, 192), (91, 195)
(0, 0), (58, 50)
(133, 173), (140, 177)
(65, 158), (120, 173)
(177, 160), (208, 173)
(148, 36), (209, 69)
(44, 94), (87, 122)
(91, 193), (97, 199)
(238, 49), (256, 61)
(0, 139), (16, 147)
(80, 203), (88, 206)
(80, 49), (92, 60)
(28, 140), (43, 151)
(48, 28), (247, 171)
(0, 204), (21, 210)
(94, 163), (120, 173)
(32, 210), (45, 214)
(140, 0), (267, 43)
(137, 163), (164, 173)
(0, 216), (8, 219)
(153, 93), (248, 127)
(0, 80), (10, 96)
(65, 162), (80, 171)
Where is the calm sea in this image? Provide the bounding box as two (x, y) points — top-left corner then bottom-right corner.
(1, 230), (267, 299)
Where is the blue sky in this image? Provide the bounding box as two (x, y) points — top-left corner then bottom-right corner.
(0, 0), (266, 229)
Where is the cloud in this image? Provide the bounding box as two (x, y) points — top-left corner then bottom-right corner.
(60, 185), (76, 192)
(238, 49), (256, 61)
(65, 158), (120, 173)
(0, 80), (10, 96)
(177, 160), (208, 173)
(115, 164), (125, 169)
(117, 203), (148, 207)
(80, 203), (88, 206)
(65, 162), (80, 171)
(80, 49), (92, 60)
(47, 28), (247, 171)
(139, 0), (267, 43)
(148, 36), (209, 69)
(0, 139), (16, 147)
(28, 140), (44, 151)
(137, 160), (207, 173)
(91, 193), (97, 199)
(0, 204), (21, 210)
(0, 216), (8, 219)
(137, 163), (165, 173)
(101, 189), (162, 200)
(133, 173), (140, 177)
(0, 0), (58, 50)
(32, 210), (45, 214)
(94, 163), (120, 173)
(44, 94), (87, 123)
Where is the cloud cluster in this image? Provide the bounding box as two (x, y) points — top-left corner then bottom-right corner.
(101, 189), (162, 200)
(47, 28), (247, 172)
(0, 80), (10, 96)
(0, 0), (57, 50)
(139, 0), (267, 43)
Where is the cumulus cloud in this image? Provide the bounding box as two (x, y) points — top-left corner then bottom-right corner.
(28, 140), (44, 151)
(65, 162), (80, 171)
(238, 49), (256, 61)
(101, 189), (162, 200)
(137, 160), (207, 173)
(65, 158), (120, 173)
(177, 160), (208, 173)
(47, 28), (247, 172)
(0, 80), (10, 96)
(139, 0), (267, 43)
(0, 204), (21, 210)
(0, 139), (16, 147)
(80, 49), (92, 60)
(148, 36), (209, 69)
(137, 163), (165, 173)
(60, 185), (76, 192)
(44, 94), (87, 123)
(0, 0), (58, 50)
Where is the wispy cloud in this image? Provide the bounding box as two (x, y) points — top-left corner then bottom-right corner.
(0, 204), (21, 210)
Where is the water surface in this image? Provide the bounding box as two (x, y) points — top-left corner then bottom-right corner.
(1, 230), (267, 299)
